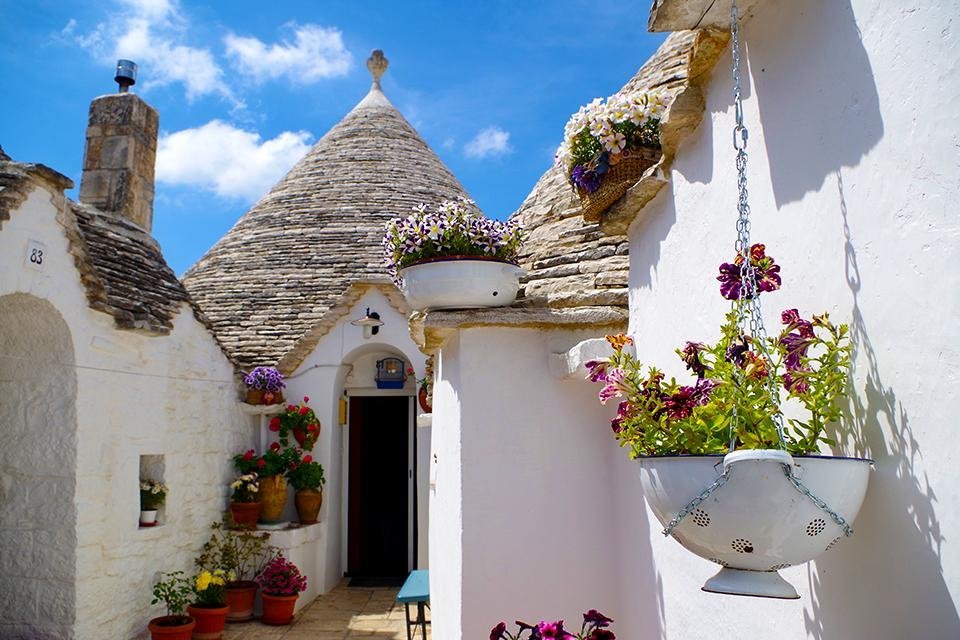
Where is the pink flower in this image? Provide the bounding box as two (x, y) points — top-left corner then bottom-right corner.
(303, 395), (310, 403)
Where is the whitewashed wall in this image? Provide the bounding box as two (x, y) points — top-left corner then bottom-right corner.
(430, 327), (624, 639)
(286, 288), (428, 599)
(621, 0), (959, 637)
(0, 185), (252, 639)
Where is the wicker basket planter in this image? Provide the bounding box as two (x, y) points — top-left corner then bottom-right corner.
(576, 147), (662, 222)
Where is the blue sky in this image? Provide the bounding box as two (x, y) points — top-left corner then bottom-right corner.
(0, 0), (665, 274)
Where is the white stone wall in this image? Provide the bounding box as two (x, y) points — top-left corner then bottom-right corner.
(620, 0), (960, 637)
(429, 327), (623, 639)
(0, 185), (252, 639)
(285, 289), (428, 597)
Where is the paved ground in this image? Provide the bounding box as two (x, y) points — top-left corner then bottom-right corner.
(224, 581), (430, 640)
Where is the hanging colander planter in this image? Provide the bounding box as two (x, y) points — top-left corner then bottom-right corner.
(586, 2), (871, 599)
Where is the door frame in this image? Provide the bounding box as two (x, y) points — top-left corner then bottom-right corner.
(340, 389), (416, 576)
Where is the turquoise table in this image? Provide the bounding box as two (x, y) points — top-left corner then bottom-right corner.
(396, 570), (430, 639)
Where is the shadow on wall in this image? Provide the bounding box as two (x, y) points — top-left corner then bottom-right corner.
(803, 173), (960, 639)
(751, 0), (883, 208)
(628, 182), (678, 291)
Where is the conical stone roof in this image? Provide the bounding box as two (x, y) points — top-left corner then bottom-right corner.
(183, 51), (467, 370)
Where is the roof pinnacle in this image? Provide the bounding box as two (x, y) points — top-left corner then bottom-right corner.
(367, 50), (388, 88)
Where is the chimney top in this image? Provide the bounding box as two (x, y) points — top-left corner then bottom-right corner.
(115, 59), (137, 93)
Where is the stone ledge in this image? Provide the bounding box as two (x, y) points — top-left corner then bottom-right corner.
(648, 0), (765, 31)
(409, 306), (628, 354)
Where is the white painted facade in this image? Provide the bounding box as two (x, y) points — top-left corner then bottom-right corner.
(0, 184), (253, 639)
(429, 1), (959, 638)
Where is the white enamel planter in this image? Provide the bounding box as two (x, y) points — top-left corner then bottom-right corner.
(399, 258), (522, 311)
(139, 509), (158, 526)
(639, 449), (871, 599)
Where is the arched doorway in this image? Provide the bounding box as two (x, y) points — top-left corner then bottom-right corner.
(0, 293), (78, 636)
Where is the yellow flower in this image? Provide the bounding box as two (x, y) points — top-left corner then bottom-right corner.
(196, 571), (212, 592)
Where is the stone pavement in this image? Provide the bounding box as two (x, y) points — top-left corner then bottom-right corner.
(223, 581), (430, 640)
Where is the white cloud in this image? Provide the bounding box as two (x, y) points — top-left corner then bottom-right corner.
(225, 24), (352, 84)
(464, 126), (512, 159)
(69, 0), (234, 103)
(441, 137), (456, 150)
(156, 120), (313, 201)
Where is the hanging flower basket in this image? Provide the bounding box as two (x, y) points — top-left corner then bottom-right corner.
(575, 148), (661, 221)
(639, 450), (871, 598)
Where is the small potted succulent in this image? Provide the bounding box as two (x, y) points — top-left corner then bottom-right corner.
(555, 92), (669, 220)
(148, 571), (195, 640)
(287, 454), (326, 525)
(256, 554), (308, 625)
(243, 366), (285, 405)
(195, 522), (278, 623)
(187, 570), (230, 640)
(586, 244), (871, 598)
(234, 446), (299, 524)
(228, 472), (260, 529)
(140, 479), (168, 527)
(383, 196), (525, 310)
(268, 397), (320, 450)
(491, 609), (616, 640)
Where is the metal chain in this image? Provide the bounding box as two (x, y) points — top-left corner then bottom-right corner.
(662, 0), (853, 538)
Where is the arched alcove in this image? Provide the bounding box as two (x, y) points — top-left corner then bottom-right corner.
(0, 293), (78, 637)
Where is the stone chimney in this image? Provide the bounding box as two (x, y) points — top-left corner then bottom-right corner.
(79, 87), (159, 231)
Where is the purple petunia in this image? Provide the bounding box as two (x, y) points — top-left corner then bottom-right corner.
(571, 165), (602, 193)
(717, 243), (781, 300)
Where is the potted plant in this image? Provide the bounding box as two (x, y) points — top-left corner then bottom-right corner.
(228, 472), (260, 529)
(383, 196), (525, 310)
(187, 570), (230, 640)
(234, 445), (298, 524)
(287, 454), (326, 525)
(195, 522), (278, 623)
(268, 397), (320, 450)
(140, 479), (168, 527)
(417, 357), (434, 413)
(491, 610), (616, 640)
(586, 244), (871, 599)
(148, 571), (195, 640)
(555, 92), (669, 220)
(242, 366), (285, 405)
(256, 554), (308, 625)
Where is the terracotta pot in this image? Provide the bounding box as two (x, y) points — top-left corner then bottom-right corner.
(229, 501), (261, 529)
(260, 593), (299, 625)
(187, 604), (229, 639)
(244, 388), (264, 404)
(258, 475), (287, 523)
(292, 427), (318, 450)
(262, 390), (284, 405)
(418, 385), (431, 413)
(225, 581), (257, 622)
(295, 488), (323, 524)
(148, 615), (195, 640)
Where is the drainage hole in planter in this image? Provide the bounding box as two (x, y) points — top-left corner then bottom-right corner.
(692, 509), (711, 527)
(492, 291), (498, 296)
(732, 538), (754, 553)
(768, 563), (791, 571)
(806, 518), (826, 536)
(825, 536), (843, 551)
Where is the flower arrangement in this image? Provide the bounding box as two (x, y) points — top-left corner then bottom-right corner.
(195, 521), (277, 584)
(151, 571), (193, 622)
(287, 455), (326, 491)
(234, 445), (300, 477)
(230, 473), (259, 503)
(555, 92), (668, 194)
(243, 366), (285, 393)
(268, 396), (320, 450)
(382, 197), (524, 280)
(193, 570), (231, 607)
(256, 554), (308, 596)
(587, 243), (850, 457)
(140, 479), (168, 510)
(491, 610), (616, 640)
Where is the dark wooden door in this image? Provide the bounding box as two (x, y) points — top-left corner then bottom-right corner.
(347, 396), (410, 577)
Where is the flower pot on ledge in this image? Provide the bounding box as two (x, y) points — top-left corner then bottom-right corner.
(399, 256), (522, 311)
(245, 389), (284, 405)
(295, 488), (323, 524)
(258, 475), (287, 524)
(229, 501), (261, 529)
(639, 449), (871, 599)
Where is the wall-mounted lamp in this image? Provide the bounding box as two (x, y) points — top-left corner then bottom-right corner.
(350, 307), (384, 339)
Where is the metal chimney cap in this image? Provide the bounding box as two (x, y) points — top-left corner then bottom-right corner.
(115, 59), (137, 92)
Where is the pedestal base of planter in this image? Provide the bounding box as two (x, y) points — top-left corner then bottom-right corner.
(701, 567), (799, 599)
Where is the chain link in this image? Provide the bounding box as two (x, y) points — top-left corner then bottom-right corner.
(662, 0), (853, 539)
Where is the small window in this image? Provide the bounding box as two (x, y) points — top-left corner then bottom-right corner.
(139, 454), (166, 529)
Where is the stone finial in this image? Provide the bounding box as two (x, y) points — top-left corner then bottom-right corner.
(367, 50), (388, 88)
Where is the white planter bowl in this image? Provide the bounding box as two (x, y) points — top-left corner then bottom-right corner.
(399, 258), (522, 311)
(639, 449), (871, 598)
(139, 509), (158, 526)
